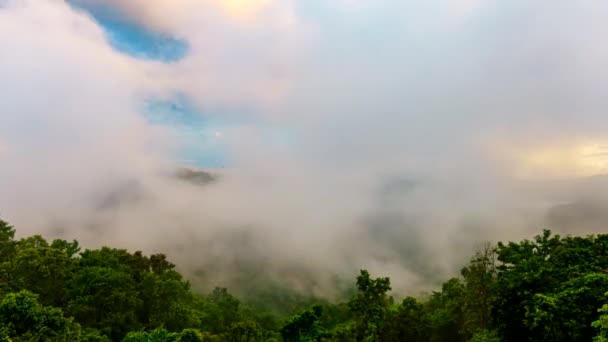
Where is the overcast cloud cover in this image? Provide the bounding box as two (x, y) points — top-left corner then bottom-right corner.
(2, 0), (608, 296)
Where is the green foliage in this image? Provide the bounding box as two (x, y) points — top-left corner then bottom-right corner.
(0, 219), (16, 260)
(81, 328), (113, 342)
(328, 323), (356, 342)
(123, 328), (175, 342)
(0, 290), (81, 340)
(0, 326), (11, 342)
(348, 270), (392, 342)
(592, 295), (608, 342)
(178, 329), (202, 342)
(67, 265), (141, 339)
(199, 287), (242, 334)
(460, 244), (496, 339)
(50, 238), (81, 258)
(425, 277), (466, 342)
(280, 305), (324, 341)
(3, 218), (608, 342)
(382, 297), (427, 342)
(140, 271), (200, 331)
(523, 273), (608, 341)
(13, 246), (73, 307)
(0, 219), (17, 295)
(469, 329), (500, 342)
(493, 230), (608, 341)
(122, 327), (203, 342)
(223, 320), (271, 342)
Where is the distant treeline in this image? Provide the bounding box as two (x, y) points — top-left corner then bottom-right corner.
(1, 218), (608, 341)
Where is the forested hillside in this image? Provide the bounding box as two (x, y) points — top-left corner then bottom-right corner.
(1, 218), (608, 341)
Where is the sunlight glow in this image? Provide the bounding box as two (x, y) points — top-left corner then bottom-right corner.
(214, 0), (271, 18)
(515, 142), (608, 178)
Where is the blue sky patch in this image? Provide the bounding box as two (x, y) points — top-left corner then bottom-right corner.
(68, 0), (188, 62)
(144, 96), (229, 168)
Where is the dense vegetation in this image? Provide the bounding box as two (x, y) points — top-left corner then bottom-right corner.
(1, 218), (608, 341)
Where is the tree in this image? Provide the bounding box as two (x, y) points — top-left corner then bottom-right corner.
(140, 270), (200, 331)
(592, 294), (608, 342)
(460, 243), (496, 338)
(425, 278), (465, 342)
(122, 327), (203, 342)
(51, 238), (81, 258)
(179, 329), (203, 342)
(523, 273), (608, 341)
(493, 230), (563, 341)
(0, 326), (10, 342)
(348, 270), (392, 342)
(149, 253), (175, 275)
(223, 320), (270, 342)
(383, 297), (427, 342)
(493, 230), (608, 341)
(18, 235), (49, 249)
(469, 329), (500, 342)
(0, 290), (81, 340)
(0, 219), (17, 293)
(12, 246), (73, 307)
(0, 219), (16, 261)
(67, 266), (141, 340)
(200, 287), (241, 334)
(81, 328), (113, 342)
(280, 305), (324, 342)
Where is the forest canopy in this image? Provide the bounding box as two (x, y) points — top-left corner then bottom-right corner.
(1, 218), (608, 341)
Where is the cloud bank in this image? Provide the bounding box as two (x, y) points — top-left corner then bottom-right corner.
(2, 0), (608, 297)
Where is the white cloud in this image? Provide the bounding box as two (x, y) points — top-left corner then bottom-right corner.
(0, 0), (169, 231)
(4, 0), (608, 295)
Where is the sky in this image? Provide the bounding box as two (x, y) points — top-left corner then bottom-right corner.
(2, 0), (608, 296)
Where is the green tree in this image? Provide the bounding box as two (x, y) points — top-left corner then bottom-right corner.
(199, 287), (241, 334)
(523, 273), (608, 341)
(149, 254), (175, 275)
(223, 320), (269, 342)
(492, 230), (564, 341)
(592, 294), (608, 342)
(179, 329), (203, 342)
(425, 278), (465, 342)
(0, 219), (18, 294)
(122, 328), (182, 342)
(383, 297), (427, 342)
(280, 305), (324, 342)
(140, 270), (200, 331)
(329, 323), (356, 342)
(81, 328), (112, 342)
(493, 230), (608, 341)
(0, 326), (10, 342)
(348, 270), (392, 342)
(460, 243), (496, 339)
(17, 235), (49, 249)
(469, 329), (500, 342)
(0, 290), (81, 340)
(67, 266), (141, 340)
(50, 238), (81, 258)
(12, 246), (73, 307)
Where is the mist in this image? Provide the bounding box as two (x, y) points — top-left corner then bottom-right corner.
(2, 0), (608, 298)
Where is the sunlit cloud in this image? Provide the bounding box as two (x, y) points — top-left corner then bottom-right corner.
(518, 143), (608, 178)
(213, 0), (272, 19)
(490, 139), (608, 179)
